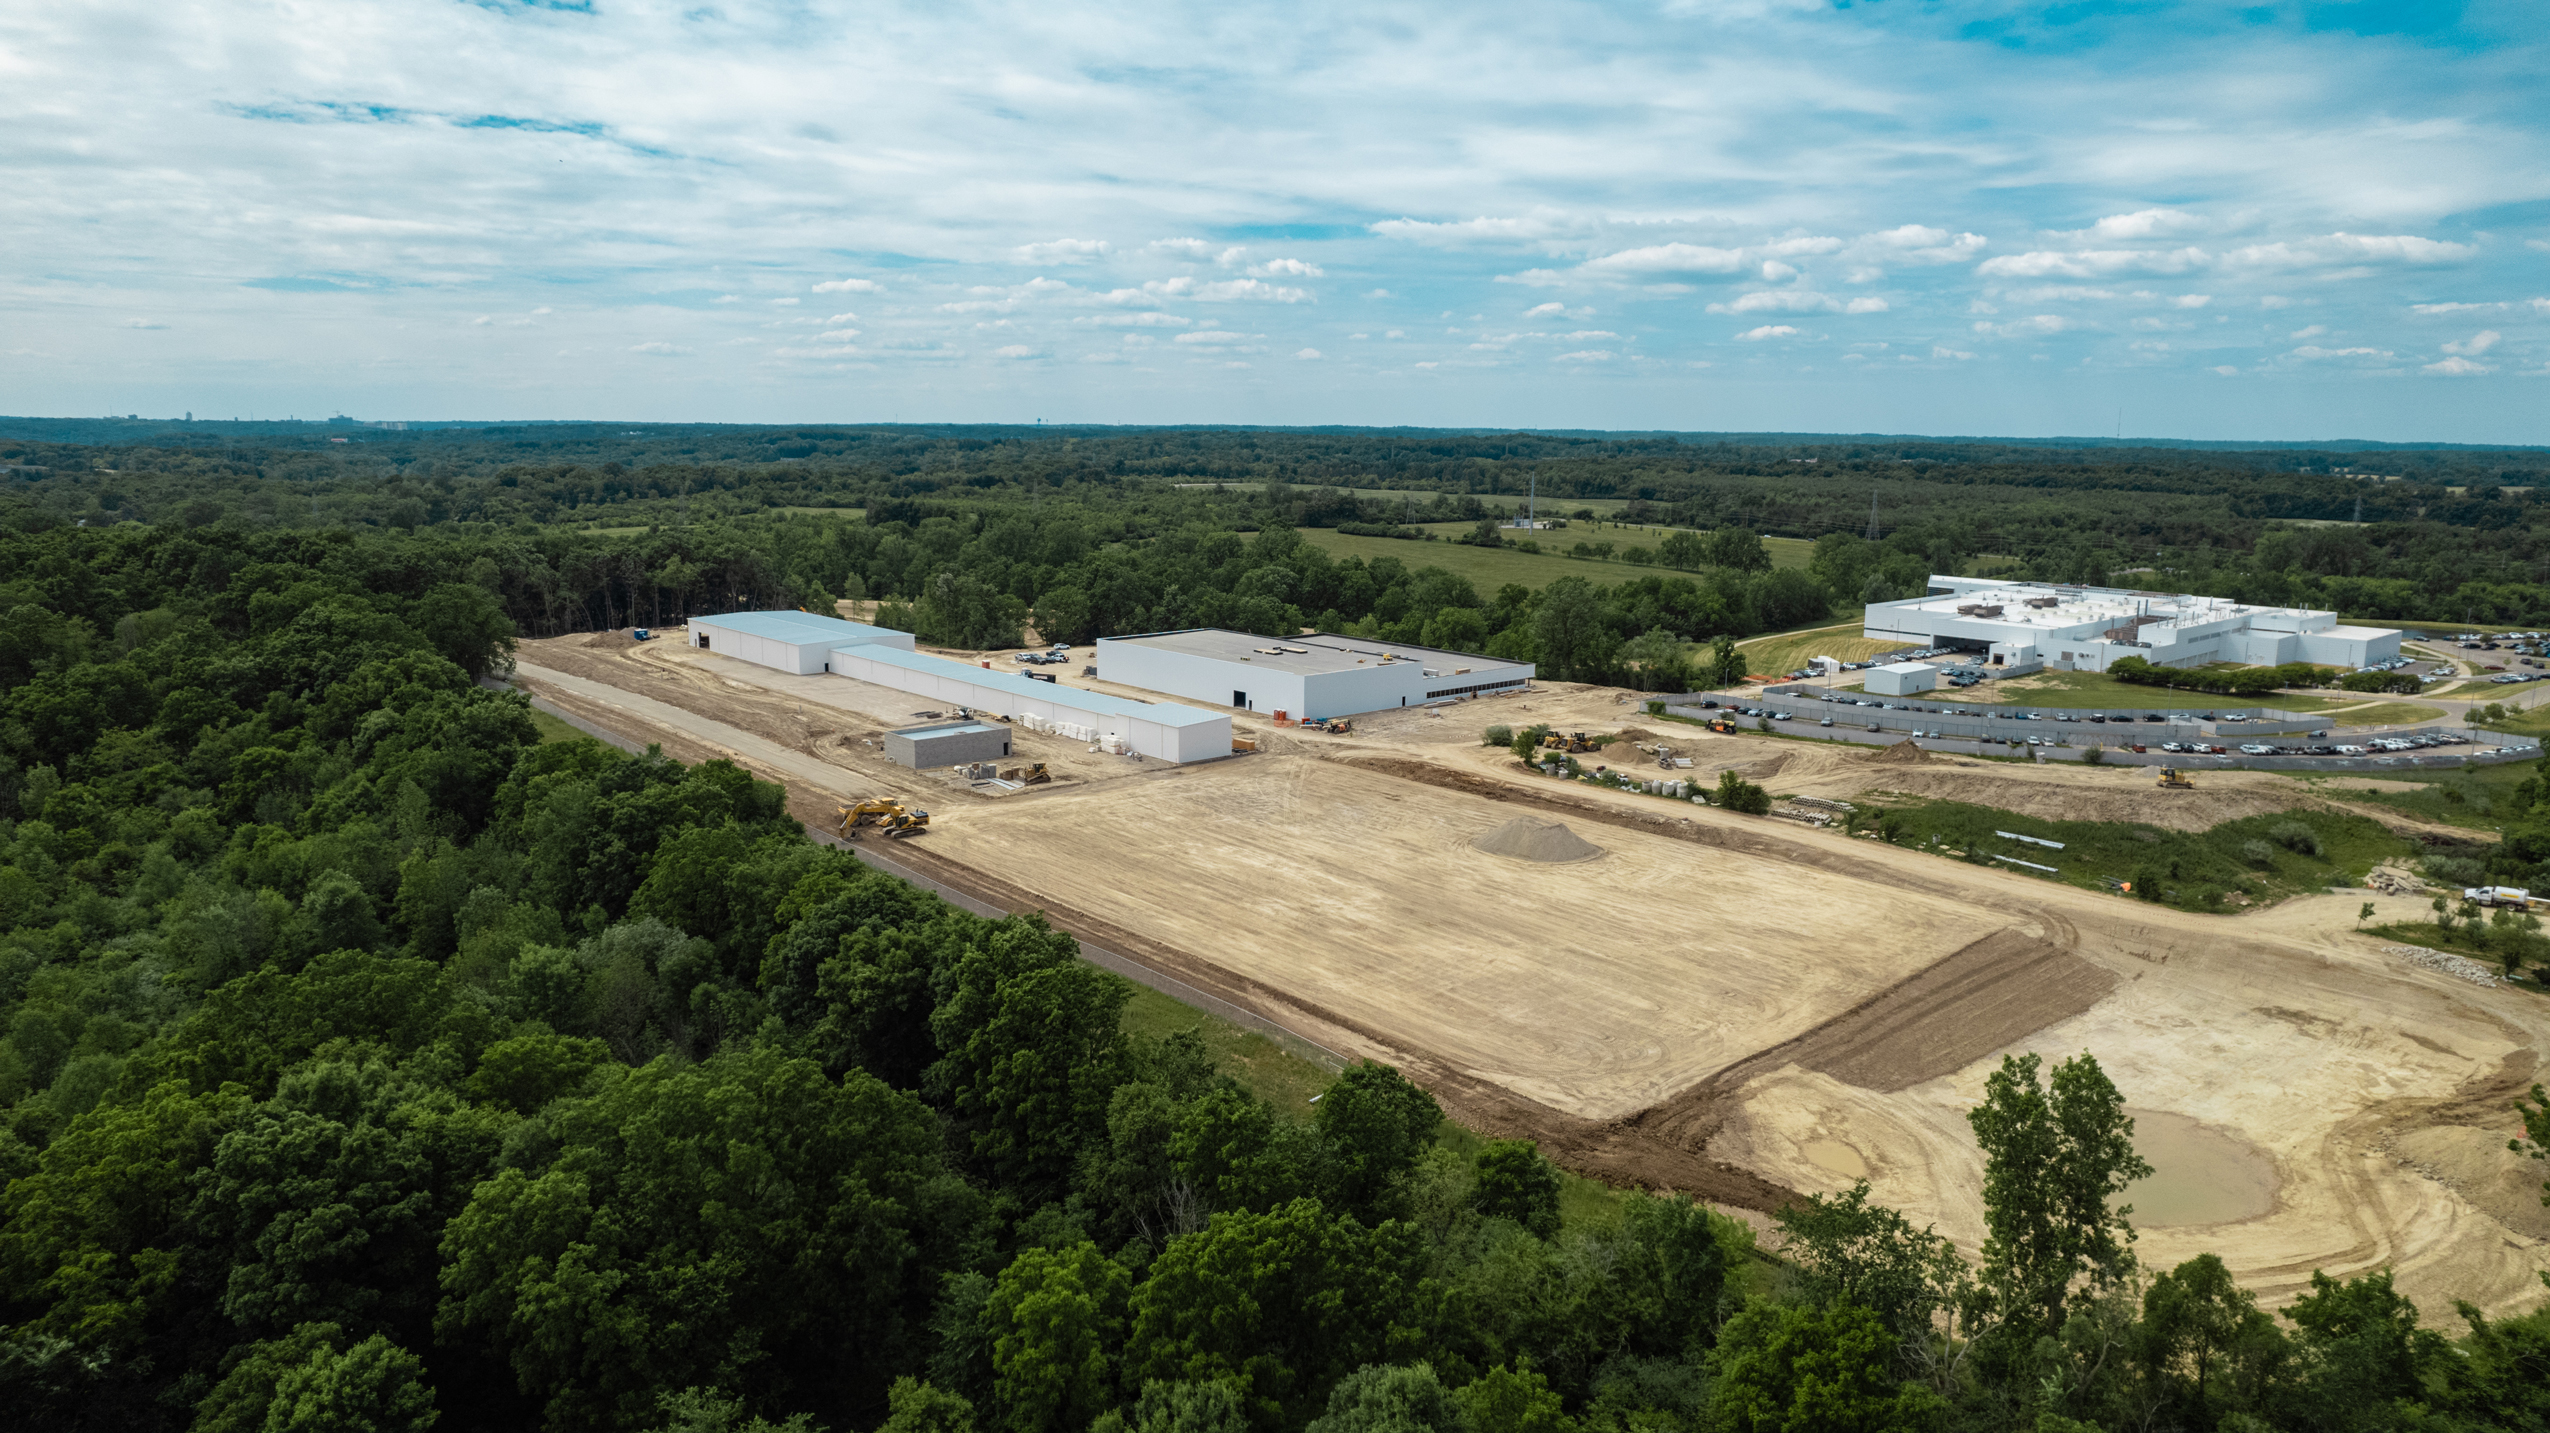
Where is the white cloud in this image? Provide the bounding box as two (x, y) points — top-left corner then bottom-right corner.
(812, 278), (881, 294)
(2410, 301), (2501, 315)
(2210, 365), (2242, 376)
(1014, 239), (1110, 264)
(1974, 315), (2072, 337)
(2287, 345), (2393, 361)
(1979, 248), (2209, 279)
(1364, 288), (1392, 298)
(1932, 345), (1977, 360)
(1369, 208), (1599, 246)
(1734, 325), (1797, 341)
(1561, 330), (1620, 341)
(1555, 349), (1614, 362)
(2061, 209), (2209, 241)
(1172, 329), (1263, 345)
(2218, 233), (2473, 270)
(629, 341), (688, 355)
(125, 318), (166, 329)
(770, 297), (798, 306)
(1075, 311), (1192, 327)
(823, 311), (859, 324)
(817, 328), (861, 341)
(2289, 325), (2327, 339)
(994, 344), (1040, 358)
(2536, 298), (2550, 314)
(1143, 277), (1310, 303)
(2424, 356), (2493, 375)
(2259, 296), (2295, 309)
(2172, 294), (2212, 309)
(2441, 330), (2500, 355)
(1148, 238), (1215, 260)
(1248, 258), (1325, 278)
(1294, 348), (1322, 359)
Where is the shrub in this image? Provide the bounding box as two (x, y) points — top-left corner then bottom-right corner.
(1714, 770), (1772, 815)
(2267, 820), (2321, 856)
(2423, 855), (2486, 887)
(1482, 724), (1514, 749)
(2240, 839), (2278, 867)
(2082, 744), (2105, 765)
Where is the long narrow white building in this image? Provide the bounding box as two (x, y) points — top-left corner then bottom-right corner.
(685, 611), (1233, 763)
(1865, 577), (2400, 672)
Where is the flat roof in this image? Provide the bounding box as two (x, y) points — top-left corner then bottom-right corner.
(1102, 628), (1530, 679)
(892, 721), (1005, 739)
(834, 644), (1226, 728)
(1873, 661), (1935, 675)
(695, 610), (911, 647)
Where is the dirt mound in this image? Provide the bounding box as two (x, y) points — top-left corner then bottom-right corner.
(1861, 739), (1933, 766)
(580, 631), (627, 648)
(1471, 816), (1605, 863)
(2390, 1126), (2550, 1239)
(1615, 727), (1659, 742)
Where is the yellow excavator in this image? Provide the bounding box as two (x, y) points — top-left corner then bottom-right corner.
(835, 798), (931, 839)
(2155, 768), (2194, 790)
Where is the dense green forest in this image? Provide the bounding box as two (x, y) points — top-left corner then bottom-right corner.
(2, 426), (2549, 1431)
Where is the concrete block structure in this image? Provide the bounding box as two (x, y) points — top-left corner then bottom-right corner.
(688, 610), (914, 673)
(1094, 629), (1533, 720)
(1865, 661), (1938, 696)
(884, 720), (1013, 770)
(1864, 578), (2400, 673)
(688, 611), (1233, 764)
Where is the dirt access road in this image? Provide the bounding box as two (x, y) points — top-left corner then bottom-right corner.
(518, 639), (2550, 1317)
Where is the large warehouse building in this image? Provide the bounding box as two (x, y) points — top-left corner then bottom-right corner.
(686, 611), (1232, 764)
(1095, 629), (1534, 720)
(1865, 578), (2401, 673)
(690, 610), (915, 672)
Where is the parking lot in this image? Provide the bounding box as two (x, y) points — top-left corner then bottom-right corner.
(1674, 685), (2539, 771)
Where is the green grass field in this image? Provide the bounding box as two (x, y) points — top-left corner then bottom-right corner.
(1296, 527), (1813, 596)
(1735, 625), (1909, 674)
(526, 706), (592, 744)
(1857, 798), (2409, 912)
(1924, 670), (2442, 727)
(2297, 757), (2540, 832)
(1120, 984), (1336, 1120)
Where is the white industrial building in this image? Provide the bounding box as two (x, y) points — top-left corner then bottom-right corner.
(687, 611), (1232, 764)
(1865, 578), (2401, 673)
(1864, 662), (1938, 696)
(1095, 629), (1535, 720)
(689, 610), (915, 672)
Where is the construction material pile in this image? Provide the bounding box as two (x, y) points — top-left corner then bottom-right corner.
(1471, 816), (1605, 863)
(2365, 867), (2425, 898)
(2383, 945), (2501, 988)
(1862, 739), (1934, 765)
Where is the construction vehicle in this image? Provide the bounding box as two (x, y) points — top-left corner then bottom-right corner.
(632, 627), (652, 641)
(1301, 717), (1355, 735)
(1019, 763), (1051, 785)
(1705, 718), (1739, 734)
(834, 798), (931, 839)
(2155, 768), (2195, 790)
(1540, 730), (1597, 753)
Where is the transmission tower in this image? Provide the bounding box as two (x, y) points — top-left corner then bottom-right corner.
(1865, 491), (1881, 541)
(2352, 493), (2363, 523)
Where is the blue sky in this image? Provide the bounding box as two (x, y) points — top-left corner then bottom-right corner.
(4, 0), (2546, 440)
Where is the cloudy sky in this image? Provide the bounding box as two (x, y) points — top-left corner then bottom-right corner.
(5, 0), (2546, 440)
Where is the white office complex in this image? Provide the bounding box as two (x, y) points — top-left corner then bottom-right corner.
(1864, 577), (2402, 673)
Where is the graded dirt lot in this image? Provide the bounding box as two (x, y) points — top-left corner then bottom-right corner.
(515, 650), (2550, 1319)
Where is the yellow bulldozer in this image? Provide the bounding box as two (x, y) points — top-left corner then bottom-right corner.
(999, 763), (1052, 785)
(2155, 768), (2194, 790)
(1540, 730), (1597, 753)
(835, 798), (931, 839)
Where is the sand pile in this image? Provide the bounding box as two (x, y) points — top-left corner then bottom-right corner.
(1861, 739), (1934, 766)
(1471, 816), (1605, 863)
(1615, 727), (1659, 742)
(581, 631), (628, 648)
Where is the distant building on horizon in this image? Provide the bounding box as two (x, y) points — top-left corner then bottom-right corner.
(1865, 576), (2400, 673)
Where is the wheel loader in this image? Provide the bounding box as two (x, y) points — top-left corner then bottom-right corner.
(835, 798), (931, 839)
(2155, 768), (2194, 790)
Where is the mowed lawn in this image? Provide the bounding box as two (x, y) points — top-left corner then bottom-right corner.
(1927, 670), (2444, 726)
(1735, 625), (1911, 673)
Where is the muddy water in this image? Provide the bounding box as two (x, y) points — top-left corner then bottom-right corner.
(2123, 1110), (2278, 1227)
(1803, 1139), (1869, 1180)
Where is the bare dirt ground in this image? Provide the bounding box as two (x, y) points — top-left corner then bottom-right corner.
(514, 655), (2550, 1318)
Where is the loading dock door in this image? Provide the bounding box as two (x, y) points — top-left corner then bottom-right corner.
(1234, 690), (1248, 709)
(697, 632), (710, 648)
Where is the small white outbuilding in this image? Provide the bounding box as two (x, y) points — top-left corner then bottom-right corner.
(1865, 661), (1939, 696)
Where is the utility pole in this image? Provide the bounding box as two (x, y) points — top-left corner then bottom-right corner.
(2352, 493), (2362, 524)
(1865, 491), (1880, 541)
